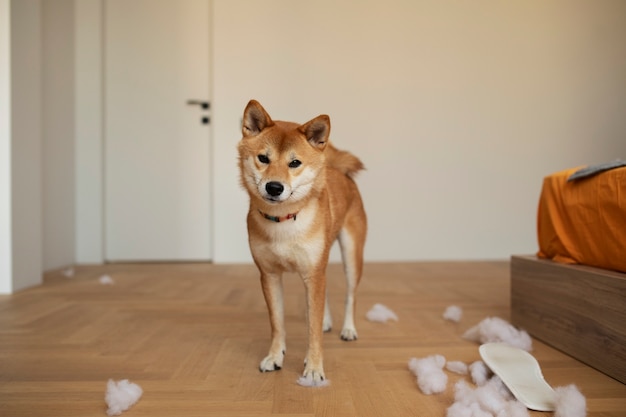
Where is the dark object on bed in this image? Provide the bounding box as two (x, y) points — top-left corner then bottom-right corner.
(567, 159), (626, 181)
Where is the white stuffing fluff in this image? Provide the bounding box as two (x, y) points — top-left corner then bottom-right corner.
(296, 375), (330, 388)
(469, 361), (491, 386)
(463, 317), (532, 351)
(443, 305), (463, 322)
(487, 376), (515, 400)
(366, 303), (399, 323)
(408, 355), (448, 395)
(407, 315), (585, 417)
(62, 267), (75, 278)
(446, 361), (469, 375)
(99, 275), (115, 285)
(554, 384), (586, 417)
(446, 378), (528, 417)
(497, 401), (530, 417)
(105, 379), (143, 416)
(446, 377), (586, 417)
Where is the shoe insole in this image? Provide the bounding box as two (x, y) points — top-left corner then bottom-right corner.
(479, 343), (556, 411)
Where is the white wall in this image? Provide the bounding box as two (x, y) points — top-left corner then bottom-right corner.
(0, 0), (76, 294)
(3, 0), (625, 293)
(0, 0), (12, 293)
(42, 0), (75, 270)
(212, 0), (626, 262)
(8, 0), (43, 292)
(74, 0), (103, 264)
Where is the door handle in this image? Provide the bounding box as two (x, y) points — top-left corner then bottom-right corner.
(186, 100), (210, 110)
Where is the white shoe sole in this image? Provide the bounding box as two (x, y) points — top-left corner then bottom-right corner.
(479, 342), (556, 411)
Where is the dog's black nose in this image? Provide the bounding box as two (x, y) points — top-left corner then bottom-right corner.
(265, 182), (284, 197)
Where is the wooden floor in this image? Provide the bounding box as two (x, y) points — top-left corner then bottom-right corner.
(0, 262), (625, 417)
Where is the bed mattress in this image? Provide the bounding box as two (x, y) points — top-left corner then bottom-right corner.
(536, 165), (626, 273)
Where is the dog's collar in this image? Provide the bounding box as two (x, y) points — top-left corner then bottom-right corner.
(259, 210), (298, 222)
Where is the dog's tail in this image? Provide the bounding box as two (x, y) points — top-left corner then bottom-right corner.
(326, 143), (365, 178)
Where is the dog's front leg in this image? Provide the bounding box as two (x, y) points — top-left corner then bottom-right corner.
(259, 272), (286, 372)
(302, 272), (326, 382)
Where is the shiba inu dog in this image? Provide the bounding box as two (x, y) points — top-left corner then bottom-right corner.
(238, 100), (367, 384)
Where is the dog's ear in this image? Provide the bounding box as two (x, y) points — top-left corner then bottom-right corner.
(242, 100), (274, 137)
(299, 115), (330, 150)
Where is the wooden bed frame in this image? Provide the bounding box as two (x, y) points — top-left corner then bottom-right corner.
(510, 255), (626, 384)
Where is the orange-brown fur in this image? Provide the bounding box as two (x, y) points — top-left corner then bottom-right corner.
(237, 100), (367, 383)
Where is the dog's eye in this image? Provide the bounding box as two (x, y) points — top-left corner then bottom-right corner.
(289, 159), (302, 168)
(257, 154), (270, 164)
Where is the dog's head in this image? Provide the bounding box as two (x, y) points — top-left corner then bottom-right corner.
(237, 100), (330, 206)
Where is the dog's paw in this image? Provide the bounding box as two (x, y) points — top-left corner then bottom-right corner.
(302, 364), (326, 385)
(340, 327), (358, 341)
(323, 318), (333, 333)
(298, 372), (330, 387)
(259, 351), (285, 372)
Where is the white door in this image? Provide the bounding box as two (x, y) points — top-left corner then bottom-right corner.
(104, 0), (211, 261)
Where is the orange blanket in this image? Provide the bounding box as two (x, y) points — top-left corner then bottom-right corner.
(537, 166), (626, 273)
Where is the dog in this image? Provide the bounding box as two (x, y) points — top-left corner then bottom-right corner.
(237, 100), (367, 383)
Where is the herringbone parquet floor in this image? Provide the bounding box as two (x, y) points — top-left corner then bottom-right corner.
(0, 262), (624, 416)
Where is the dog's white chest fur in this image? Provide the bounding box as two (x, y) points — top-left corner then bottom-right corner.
(250, 206), (325, 272)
